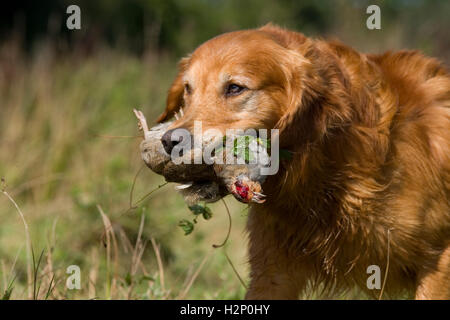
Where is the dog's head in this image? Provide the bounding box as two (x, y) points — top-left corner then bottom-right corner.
(147, 24), (352, 202)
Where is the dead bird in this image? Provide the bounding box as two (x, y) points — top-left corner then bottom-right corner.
(134, 109), (268, 204)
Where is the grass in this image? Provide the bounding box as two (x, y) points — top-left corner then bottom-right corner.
(0, 40), (249, 299)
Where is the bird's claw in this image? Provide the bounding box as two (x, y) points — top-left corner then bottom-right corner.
(251, 191), (266, 203)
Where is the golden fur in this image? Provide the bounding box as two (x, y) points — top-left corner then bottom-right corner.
(157, 24), (450, 299)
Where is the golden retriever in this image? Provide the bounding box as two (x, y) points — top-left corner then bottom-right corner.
(156, 24), (450, 299)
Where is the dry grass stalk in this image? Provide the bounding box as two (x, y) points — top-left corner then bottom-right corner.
(1, 260), (7, 292)
(379, 228), (393, 300)
(177, 253), (211, 299)
(117, 225), (153, 290)
(97, 205), (120, 299)
(126, 213), (148, 299)
(88, 248), (100, 299)
(1, 178), (33, 299)
(150, 237), (165, 293)
(10, 173), (65, 196)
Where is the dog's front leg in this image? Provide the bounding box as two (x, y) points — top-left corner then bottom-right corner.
(245, 206), (306, 300)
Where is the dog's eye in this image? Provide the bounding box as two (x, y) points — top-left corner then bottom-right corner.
(225, 83), (246, 97)
(184, 83), (192, 95)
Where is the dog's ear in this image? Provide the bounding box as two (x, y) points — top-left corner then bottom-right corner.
(156, 56), (190, 123)
(274, 42), (352, 149)
(258, 25), (328, 148)
(273, 45), (322, 149)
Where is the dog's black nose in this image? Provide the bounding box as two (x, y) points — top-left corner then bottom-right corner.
(161, 128), (189, 154)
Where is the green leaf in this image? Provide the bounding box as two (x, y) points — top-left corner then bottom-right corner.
(232, 136), (257, 163)
(245, 148), (254, 162)
(233, 137), (240, 155)
(1, 276), (15, 300)
(257, 137), (271, 150)
(189, 204), (213, 220)
(178, 219), (194, 235)
(202, 207), (213, 220)
(1, 287), (13, 300)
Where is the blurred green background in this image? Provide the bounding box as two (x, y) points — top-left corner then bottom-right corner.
(0, 0), (448, 299)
